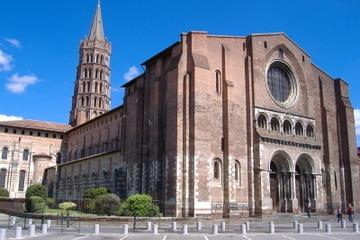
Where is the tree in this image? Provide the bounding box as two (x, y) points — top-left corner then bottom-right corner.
(25, 196), (46, 213)
(118, 194), (160, 229)
(83, 187), (108, 199)
(0, 187), (9, 197)
(25, 184), (47, 201)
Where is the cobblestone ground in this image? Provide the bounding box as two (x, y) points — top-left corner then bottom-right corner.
(1, 213), (359, 240)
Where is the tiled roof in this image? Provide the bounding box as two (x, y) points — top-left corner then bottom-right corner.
(0, 120), (71, 132)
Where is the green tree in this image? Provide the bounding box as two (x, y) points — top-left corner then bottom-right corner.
(25, 196), (46, 213)
(0, 187), (9, 198)
(94, 193), (120, 216)
(118, 194), (160, 229)
(25, 184), (47, 201)
(83, 187), (108, 199)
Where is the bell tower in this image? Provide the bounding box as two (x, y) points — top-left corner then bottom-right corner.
(69, 1), (111, 126)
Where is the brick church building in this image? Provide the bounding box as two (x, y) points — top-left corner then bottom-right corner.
(1, 2), (358, 217)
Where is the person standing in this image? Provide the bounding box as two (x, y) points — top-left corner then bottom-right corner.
(347, 203), (354, 222)
(307, 200), (311, 218)
(336, 206), (342, 222)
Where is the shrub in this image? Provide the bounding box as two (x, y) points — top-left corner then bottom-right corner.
(0, 187), (9, 198)
(46, 198), (54, 208)
(59, 202), (77, 211)
(117, 194), (159, 217)
(93, 193), (120, 216)
(25, 196), (46, 213)
(83, 187), (108, 200)
(25, 184), (47, 201)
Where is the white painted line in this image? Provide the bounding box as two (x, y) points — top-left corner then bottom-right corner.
(203, 235), (209, 240)
(281, 235), (297, 240)
(72, 236), (88, 240)
(162, 235), (167, 240)
(318, 234), (343, 240)
(242, 234), (253, 240)
(119, 236), (128, 240)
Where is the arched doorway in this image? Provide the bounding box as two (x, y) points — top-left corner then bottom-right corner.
(295, 155), (315, 212)
(269, 152), (292, 213)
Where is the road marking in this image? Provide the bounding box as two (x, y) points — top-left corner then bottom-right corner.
(242, 234), (253, 240)
(119, 236), (128, 240)
(72, 236), (88, 240)
(162, 235), (167, 240)
(203, 235), (209, 240)
(318, 234), (343, 240)
(281, 235), (297, 240)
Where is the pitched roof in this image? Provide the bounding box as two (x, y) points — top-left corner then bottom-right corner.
(0, 120), (71, 132)
(88, 1), (105, 41)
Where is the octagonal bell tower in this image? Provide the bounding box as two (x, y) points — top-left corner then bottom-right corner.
(69, 1), (111, 126)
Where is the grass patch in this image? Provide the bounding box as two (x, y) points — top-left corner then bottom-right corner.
(44, 208), (97, 217)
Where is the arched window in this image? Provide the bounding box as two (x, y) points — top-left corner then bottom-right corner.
(86, 54), (89, 63)
(295, 122), (303, 135)
(86, 96), (90, 106)
(94, 97), (97, 107)
(82, 82), (86, 92)
(100, 83), (103, 93)
(96, 54), (99, 63)
(270, 117), (280, 132)
(334, 170), (337, 191)
(215, 70), (222, 93)
(100, 70), (103, 80)
(18, 170), (26, 191)
(95, 69), (99, 79)
(81, 97), (84, 107)
(306, 125), (315, 137)
(235, 160), (241, 185)
(283, 120), (292, 134)
(213, 159), (221, 180)
(90, 54), (93, 63)
(56, 152), (61, 164)
(257, 114), (267, 129)
(89, 69), (92, 78)
(100, 55), (104, 64)
(99, 98), (102, 108)
(1, 147), (8, 160)
(87, 82), (91, 92)
(0, 168), (6, 188)
(23, 149), (29, 161)
(95, 82), (98, 93)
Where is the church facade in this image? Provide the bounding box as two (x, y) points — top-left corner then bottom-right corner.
(54, 3), (360, 217)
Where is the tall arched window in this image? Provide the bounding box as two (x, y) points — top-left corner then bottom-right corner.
(82, 82), (86, 92)
(81, 97), (84, 107)
(56, 152), (61, 164)
(94, 97), (97, 107)
(1, 147), (8, 160)
(90, 54), (93, 63)
(96, 54), (99, 63)
(87, 82), (91, 92)
(257, 114), (267, 129)
(235, 160), (241, 185)
(95, 82), (98, 93)
(213, 159), (221, 180)
(215, 70), (222, 93)
(100, 55), (104, 64)
(86, 96), (90, 106)
(18, 170), (26, 191)
(100, 83), (103, 93)
(95, 69), (99, 79)
(86, 54), (89, 63)
(100, 70), (103, 80)
(295, 122), (303, 135)
(89, 69), (92, 78)
(306, 125), (315, 137)
(283, 120), (292, 134)
(270, 117), (280, 132)
(99, 98), (102, 108)
(0, 168), (6, 188)
(23, 149), (29, 161)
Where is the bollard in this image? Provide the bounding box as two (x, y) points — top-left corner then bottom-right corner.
(123, 224), (128, 235)
(212, 224), (218, 235)
(29, 225), (35, 236)
(46, 220), (51, 229)
(11, 217), (16, 226)
(196, 222), (202, 231)
(241, 224), (247, 234)
(269, 221), (275, 234)
(341, 220), (346, 229)
(353, 222), (359, 233)
(15, 226), (22, 239)
(293, 221), (298, 230)
(318, 220), (323, 230)
(0, 229), (5, 240)
(147, 221), (152, 231)
(28, 219), (33, 227)
(94, 224), (99, 235)
(220, 221), (226, 232)
(246, 221), (250, 231)
(42, 224), (47, 234)
(182, 224), (188, 235)
(297, 223), (303, 234)
(153, 224), (158, 235)
(172, 222), (177, 232)
(325, 223), (331, 233)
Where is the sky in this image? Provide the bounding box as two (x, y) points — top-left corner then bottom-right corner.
(0, 0), (359, 145)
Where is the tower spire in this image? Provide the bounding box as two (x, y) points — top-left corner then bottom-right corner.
(88, 1), (105, 41)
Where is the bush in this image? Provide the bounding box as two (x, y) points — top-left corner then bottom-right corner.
(83, 187), (108, 200)
(25, 184), (47, 201)
(46, 198), (54, 208)
(92, 193), (120, 216)
(0, 187), (9, 197)
(117, 194), (159, 217)
(25, 196), (46, 213)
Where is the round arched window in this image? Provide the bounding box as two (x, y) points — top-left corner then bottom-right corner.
(266, 61), (298, 107)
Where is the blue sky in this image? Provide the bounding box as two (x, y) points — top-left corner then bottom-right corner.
(0, 0), (359, 144)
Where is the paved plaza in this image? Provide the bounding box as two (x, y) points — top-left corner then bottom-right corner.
(1, 213), (360, 240)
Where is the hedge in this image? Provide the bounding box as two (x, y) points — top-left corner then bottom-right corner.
(25, 196), (46, 213)
(25, 184), (47, 201)
(0, 187), (9, 198)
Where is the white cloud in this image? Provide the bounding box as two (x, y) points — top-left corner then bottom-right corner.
(6, 73), (38, 94)
(123, 66), (140, 82)
(5, 38), (21, 48)
(355, 109), (360, 137)
(0, 114), (23, 122)
(0, 49), (13, 71)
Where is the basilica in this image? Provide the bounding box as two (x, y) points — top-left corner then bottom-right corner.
(1, 2), (360, 217)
